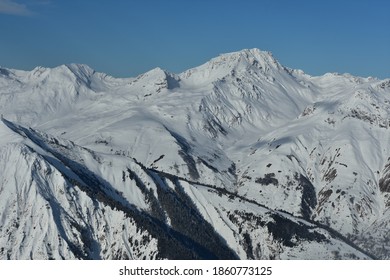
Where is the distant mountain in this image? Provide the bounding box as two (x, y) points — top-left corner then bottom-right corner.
(1, 48), (389, 259)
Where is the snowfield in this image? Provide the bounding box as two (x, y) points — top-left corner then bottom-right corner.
(0, 48), (389, 259)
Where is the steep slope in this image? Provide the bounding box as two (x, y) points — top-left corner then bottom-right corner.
(1, 48), (389, 259)
(0, 119), (239, 259)
(0, 119), (372, 259)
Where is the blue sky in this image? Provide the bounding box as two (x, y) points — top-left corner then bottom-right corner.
(0, 0), (389, 78)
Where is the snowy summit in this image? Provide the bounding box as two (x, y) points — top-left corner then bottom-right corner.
(0, 48), (390, 260)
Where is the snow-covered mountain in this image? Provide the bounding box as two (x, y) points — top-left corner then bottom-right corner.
(1, 48), (389, 259)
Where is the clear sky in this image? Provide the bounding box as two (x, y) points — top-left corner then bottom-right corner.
(0, 0), (389, 78)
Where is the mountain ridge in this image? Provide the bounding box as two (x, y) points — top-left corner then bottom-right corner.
(1, 48), (389, 259)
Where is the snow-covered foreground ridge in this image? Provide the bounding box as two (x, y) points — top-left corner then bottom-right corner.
(1, 48), (390, 259)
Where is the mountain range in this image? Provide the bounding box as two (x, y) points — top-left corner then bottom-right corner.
(1, 48), (389, 259)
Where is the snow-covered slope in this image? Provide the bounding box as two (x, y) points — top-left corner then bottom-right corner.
(1, 48), (389, 259)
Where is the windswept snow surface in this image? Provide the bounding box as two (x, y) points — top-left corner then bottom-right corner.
(1, 49), (390, 259)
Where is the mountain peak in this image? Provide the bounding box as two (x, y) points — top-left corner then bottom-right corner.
(219, 48), (274, 61)
(62, 63), (96, 77)
(179, 48), (282, 84)
(212, 48), (278, 66)
(24, 63), (97, 84)
(131, 67), (180, 93)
